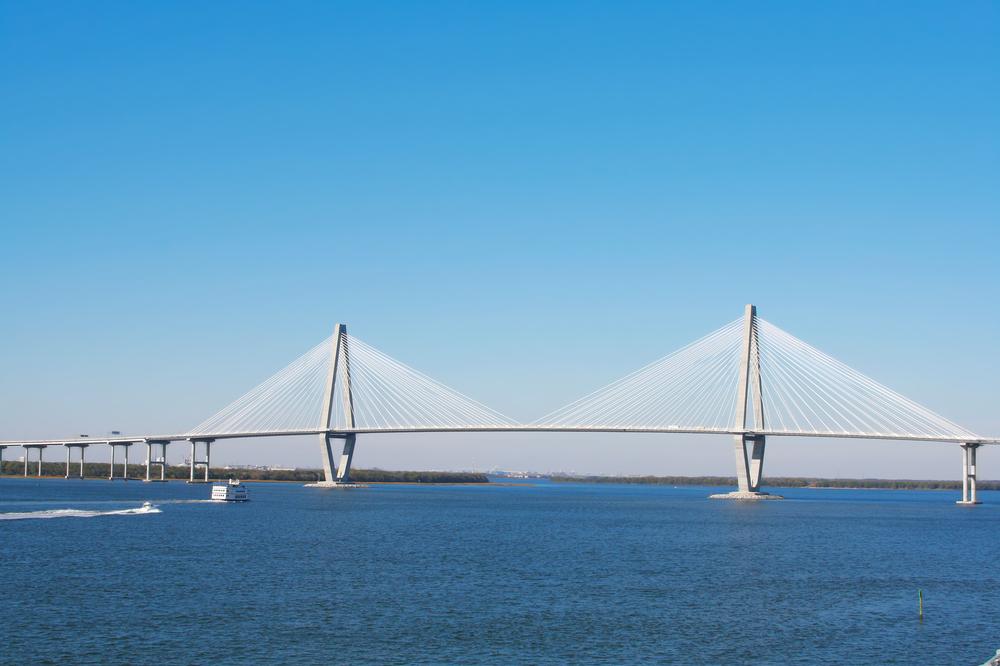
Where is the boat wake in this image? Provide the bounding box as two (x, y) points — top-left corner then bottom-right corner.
(0, 503), (161, 521)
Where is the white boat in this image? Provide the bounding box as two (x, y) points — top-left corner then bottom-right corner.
(211, 479), (249, 502)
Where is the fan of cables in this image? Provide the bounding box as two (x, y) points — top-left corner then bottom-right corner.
(188, 332), (516, 435)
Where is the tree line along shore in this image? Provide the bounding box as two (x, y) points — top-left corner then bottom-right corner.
(549, 475), (1000, 490)
(0, 462), (488, 484)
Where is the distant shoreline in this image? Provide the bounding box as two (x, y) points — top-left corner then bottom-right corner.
(0, 462), (488, 484)
(549, 475), (999, 491)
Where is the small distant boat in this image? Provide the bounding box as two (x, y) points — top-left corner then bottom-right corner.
(211, 479), (249, 502)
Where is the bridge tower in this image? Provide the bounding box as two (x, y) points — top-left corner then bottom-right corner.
(712, 304), (780, 500)
(313, 323), (360, 487)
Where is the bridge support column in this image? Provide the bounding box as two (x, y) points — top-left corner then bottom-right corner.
(22, 445), (48, 476)
(957, 443), (982, 506)
(64, 444), (88, 479)
(187, 439), (213, 483)
(336, 434), (356, 483)
(0, 445), (6, 474)
(23, 445), (46, 477)
(748, 435), (766, 491)
(729, 434), (768, 496)
(308, 433), (363, 487)
(319, 434), (338, 482)
(109, 443), (133, 480)
(145, 441), (168, 482)
(734, 435), (751, 493)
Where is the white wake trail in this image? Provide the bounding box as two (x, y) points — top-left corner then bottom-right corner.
(0, 504), (161, 521)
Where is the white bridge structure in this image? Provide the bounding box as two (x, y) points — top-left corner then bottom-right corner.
(2, 305), (996, 503)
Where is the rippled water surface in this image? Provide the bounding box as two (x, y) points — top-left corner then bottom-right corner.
(1, 477), (998, 664)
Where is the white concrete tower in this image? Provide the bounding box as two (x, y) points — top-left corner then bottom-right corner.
(312, 324), (360, 487)
(711, 304), (781, 500)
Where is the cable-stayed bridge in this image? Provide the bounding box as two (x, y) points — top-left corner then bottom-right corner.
(2, 305), (995, 503)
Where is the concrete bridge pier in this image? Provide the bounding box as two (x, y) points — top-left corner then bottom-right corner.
(711, 434), (779, 500)
(0, 445), (7, 473)
(64, 443), (89, 478)
(108, 442), (134, 480)
(145, 440), (169, 482)
(336, 433), (356, 483)
(735, 433), (767, 493)
(23, 445), (47, 477)
(188, 439), (213, 483)
(307, 432), (364, 487)
(957, 443), (982, 506)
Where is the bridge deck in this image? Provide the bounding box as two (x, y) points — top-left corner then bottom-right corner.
(2, 427), (998, 447)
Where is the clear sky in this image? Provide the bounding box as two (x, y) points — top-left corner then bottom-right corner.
(2, 2), (997, 478)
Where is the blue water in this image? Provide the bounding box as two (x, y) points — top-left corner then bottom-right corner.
(1, 478), (998, 665)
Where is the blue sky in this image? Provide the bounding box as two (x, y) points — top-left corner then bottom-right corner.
(1, 2), (997, 477)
